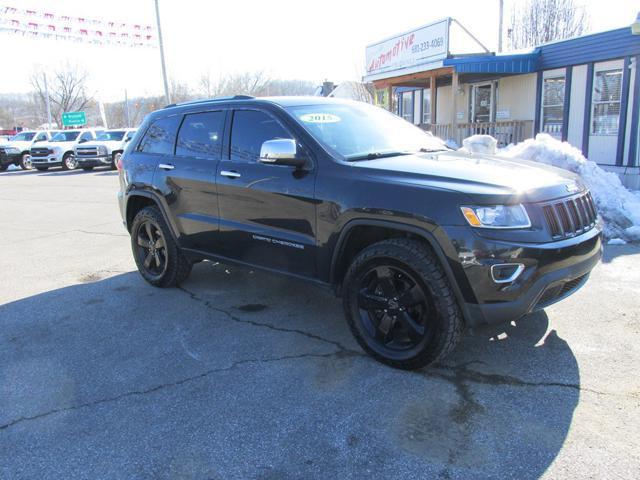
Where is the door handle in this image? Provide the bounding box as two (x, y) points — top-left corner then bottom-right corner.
(220, 170), (241, 178)
(159, 163), (175, 170)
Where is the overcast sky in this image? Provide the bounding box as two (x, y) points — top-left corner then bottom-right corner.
(1, 0), (638, 102)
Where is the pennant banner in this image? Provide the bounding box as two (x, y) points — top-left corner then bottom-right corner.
(0, 5), (157, 47)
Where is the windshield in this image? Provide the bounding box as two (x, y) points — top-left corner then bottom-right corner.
(96, 131), (125, 141)
(10, 132), (36, 142)
(51, 131), (80, 142)
(287, 102), (449, 160)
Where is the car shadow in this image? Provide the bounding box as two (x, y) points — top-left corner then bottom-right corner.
(0, 263), (579, 479)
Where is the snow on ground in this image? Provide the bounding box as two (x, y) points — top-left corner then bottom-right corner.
(495, 134), (640, 241)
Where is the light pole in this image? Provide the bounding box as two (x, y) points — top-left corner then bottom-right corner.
(154, 0), (171, 105)
(498, 0), (504, 52)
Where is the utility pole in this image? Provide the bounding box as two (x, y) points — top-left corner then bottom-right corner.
(154, 0), (171, 105)
(498, 0), (504, 52)
(124, 89), (131, 127)
(43, 73), (52, 128)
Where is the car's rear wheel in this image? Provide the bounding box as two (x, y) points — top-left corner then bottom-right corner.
(19, 153), (32, 170)
(342, 238), (463, 370)
(131, 206), (192, 287)
(61, 152), (77, 171)
(111, 152), (121, 170)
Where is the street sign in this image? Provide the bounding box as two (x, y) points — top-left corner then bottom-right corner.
(61, 111), (86, 127)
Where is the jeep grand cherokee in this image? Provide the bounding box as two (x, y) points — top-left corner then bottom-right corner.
(117, 96), (602, 369)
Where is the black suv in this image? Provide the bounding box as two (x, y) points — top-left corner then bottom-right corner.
(118, 96), (602, 369)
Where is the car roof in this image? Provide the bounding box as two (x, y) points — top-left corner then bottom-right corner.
(161, 95), (363, 115)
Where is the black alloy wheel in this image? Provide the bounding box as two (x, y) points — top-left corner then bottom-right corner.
(134, 219), (168, 279)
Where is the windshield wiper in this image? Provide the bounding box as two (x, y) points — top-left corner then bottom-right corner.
(416, 146), (452, 153)
(347, 151), (412, 162)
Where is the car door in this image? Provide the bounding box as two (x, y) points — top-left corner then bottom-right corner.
(154, 110), (227, 252)
(216, 108), (317, 277)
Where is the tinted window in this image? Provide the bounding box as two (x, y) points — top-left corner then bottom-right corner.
(96, 131), (125, 141)
(138, 116), (181, 155)
(176, 111), (225, 159)
(79, 132), (94, 142)
(35, 133), (48, 141)
(51, 131), (80, 142)
(230, 110), (291, 163)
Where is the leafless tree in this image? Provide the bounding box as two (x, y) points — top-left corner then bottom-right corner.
(30, 64), (95, 127)
(197, 71), (315, 98)
(508, 0), (590, 50)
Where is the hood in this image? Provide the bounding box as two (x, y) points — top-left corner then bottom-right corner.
(1, 140), (31, 150)
(37, 141), (75, 150)
(350, 150), (584, 203)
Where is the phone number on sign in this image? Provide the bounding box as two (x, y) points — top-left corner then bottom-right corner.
(411, 37), (444, 54)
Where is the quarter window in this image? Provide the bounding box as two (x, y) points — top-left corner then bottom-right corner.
(592, 69), (623, 135)
(230, 110), (291, 163)
(138, 116), (181, 155)
(542, 76), (565, 138)
(176, 111), (225, 159)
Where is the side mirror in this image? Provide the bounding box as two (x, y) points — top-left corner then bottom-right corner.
(124, 137), (132, 143)
(259, 138), (305, 168)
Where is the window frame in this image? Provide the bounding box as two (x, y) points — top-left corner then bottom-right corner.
(591, 68), (623, 136)
(226, 107), (298, 165)
(541, 75), (566, 139)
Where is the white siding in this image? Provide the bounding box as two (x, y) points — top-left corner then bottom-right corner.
(496, 74), (536, 121)
(436, 85), (452, 124)
(567, 64), (587, 149)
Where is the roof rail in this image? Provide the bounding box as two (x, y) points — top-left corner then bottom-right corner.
(163, 95), (255, 109)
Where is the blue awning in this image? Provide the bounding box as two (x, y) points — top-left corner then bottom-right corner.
(443, 52), (539, 74)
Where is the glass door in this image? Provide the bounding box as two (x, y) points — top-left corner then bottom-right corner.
(471, 84), (493, 123)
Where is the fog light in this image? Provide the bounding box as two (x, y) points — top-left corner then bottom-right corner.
(491, 263), (525, 283)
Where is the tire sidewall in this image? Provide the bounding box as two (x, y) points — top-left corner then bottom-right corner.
(62, 153), (76, 170)
(20, 153), (32, 170)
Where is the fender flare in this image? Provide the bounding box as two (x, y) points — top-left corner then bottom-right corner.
(124, 188), (180, 242)
(330, 218), (471, 324)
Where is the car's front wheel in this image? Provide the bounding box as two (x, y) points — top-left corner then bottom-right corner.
(61, 152), (77, 171)
(111, 152), (121, 170)
(131, 206), (192, 287)
(342, 238), (463, 370)
(19, 153), (32, 170)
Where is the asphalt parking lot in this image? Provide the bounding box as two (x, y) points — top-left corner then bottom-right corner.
(1, 167), (639, 479)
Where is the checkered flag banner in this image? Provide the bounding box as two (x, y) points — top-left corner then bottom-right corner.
(0, 4), (157, 47)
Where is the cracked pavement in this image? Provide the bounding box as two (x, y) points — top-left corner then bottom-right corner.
(1, 168), (639, 479)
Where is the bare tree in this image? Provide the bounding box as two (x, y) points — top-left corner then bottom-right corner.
(196, 71), (315, 98)
(508, 0), (589, 49)
(30, 64), (95, 127)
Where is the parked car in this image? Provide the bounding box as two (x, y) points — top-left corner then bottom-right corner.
(74, 128), (137, 171)
(118, 96), (602, 369)
(30, 129), (105, 171)
(0, 130), (57, 171)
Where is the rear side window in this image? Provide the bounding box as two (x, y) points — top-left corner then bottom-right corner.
(230, 110), (291, 163)
(138, 116), (181, 155)
(176, 111), (225, 159)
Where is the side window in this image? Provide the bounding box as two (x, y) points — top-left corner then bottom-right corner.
(230, 110), (292, 163)
(36, 133), (47, 142)
(80, 132), (93, 142)
(176, 111), (225, 159)
(137, 116), (182, 155)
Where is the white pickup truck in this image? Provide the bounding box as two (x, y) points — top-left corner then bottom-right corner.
(74, 128), (137, 170)
(0, 130), (58, 171)
(30, 129), (105, 171)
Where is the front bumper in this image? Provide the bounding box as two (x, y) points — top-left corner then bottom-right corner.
(31, 155), (62, 167)
(442, 223), (603, 326)
(76, 155), (111, 167)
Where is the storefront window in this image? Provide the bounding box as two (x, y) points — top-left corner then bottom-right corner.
(592, 69), (623, 135)
(422, 88), (431, 124)
(542, 76), (565, 138)
(401, 92), (413, 122)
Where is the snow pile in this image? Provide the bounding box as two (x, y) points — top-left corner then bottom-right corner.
(498, 134), (640, 241)
(461, 135), (497, 155)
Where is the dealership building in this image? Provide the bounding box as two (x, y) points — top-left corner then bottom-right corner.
(364, 18), (640, 187)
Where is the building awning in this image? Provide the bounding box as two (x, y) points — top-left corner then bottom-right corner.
(443, 52), (539, 74)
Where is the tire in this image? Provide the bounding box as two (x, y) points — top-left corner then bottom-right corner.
(111, 152), (121, 170)
(36, 167), (48, 171)
(0, 164), (7, 172)
(131, 206), (192, 287)
(19, 153), (33, 170)
(82, 166), (94, 171)
(342, 238), (463, 370)
(61, 152), (77, 171)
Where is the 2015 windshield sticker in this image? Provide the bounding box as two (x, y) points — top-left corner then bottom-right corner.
(299, 113), (341, 124)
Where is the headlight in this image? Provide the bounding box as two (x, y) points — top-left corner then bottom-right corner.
(460, 204), (531, 229)
(99, 146), (108, 154)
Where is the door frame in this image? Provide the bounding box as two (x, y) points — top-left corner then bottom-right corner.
(470, 81), (496, 123)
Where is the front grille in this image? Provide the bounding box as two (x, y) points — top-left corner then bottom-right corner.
(535, 273), (588, 309)
(76, 148), (99, 157)
(0, 148), (6, 155)
(31, 148), (50, 157)
(542, 192), (597, 239)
